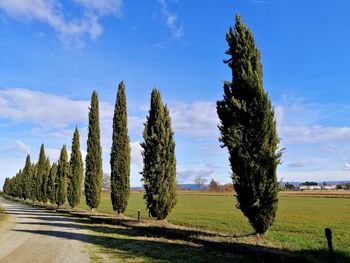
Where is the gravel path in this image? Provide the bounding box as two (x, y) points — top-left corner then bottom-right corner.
(0, 196), (89, 263)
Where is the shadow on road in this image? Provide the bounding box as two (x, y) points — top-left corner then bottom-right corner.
(3, 201), (349, 263)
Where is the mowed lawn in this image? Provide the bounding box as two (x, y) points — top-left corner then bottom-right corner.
(78, 191), (350, 258)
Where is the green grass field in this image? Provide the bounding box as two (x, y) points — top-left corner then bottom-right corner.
(78, 190), (350, 261)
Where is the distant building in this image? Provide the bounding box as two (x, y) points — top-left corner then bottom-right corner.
(298, 185), (336, 191)
(321, 185), (337, 190)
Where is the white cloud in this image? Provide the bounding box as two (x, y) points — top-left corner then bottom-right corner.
(130, 141), (143, 168)
(158, 0), (184, 39)
(10, 140), (33, 155)
(177, 167), (214, 183)
(0, 88), (88, 127)
(0, 0), (122, 47)
(287, 160), (314, 168)
(343, 163), (350, 171)
(281, 125), (350, 144)
(73, 0), (122, 16)
(275, 97), (350, 145)
(169, 101), (219, 138)
(45, 147), (61, 162)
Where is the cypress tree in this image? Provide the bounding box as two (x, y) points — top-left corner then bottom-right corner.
(35, 144), (46, 202)
(30, 163), (37, 202)
(42, 157), (50, 203)
(84, 91), (103, 210)
(22, 155), (33, 200)
(12, 170), (21, 198)
(110, 82), (130, 215)
(47, 162), (58, 204)
(68, 127), (83, 208)
(216, 15), (281, 234)
(56, 145), (69, 208)
(141, 88), (177, 220)
(3, 177), (10, 196)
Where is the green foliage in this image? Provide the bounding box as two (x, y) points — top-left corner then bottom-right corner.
(41, 157), (51, 203)
(15, 169), (23, 198)
(110, 82), (130, 214)
(35, 144), (47, 202)
(216, 15), (281, 234)
(85, 90), (103, 210)
(22, 155), (33, 200)
(68, 127), (83, 208)
(3, 177), (11, 195)
(30, 163), (37, 201)
(56, 145), (69, 207)
(47, 162), (58, 204)
(141, 88), (177, 219)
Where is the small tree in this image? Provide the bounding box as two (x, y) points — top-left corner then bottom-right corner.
(68, 127), (83, 208)
(3, 177), (11, 196)
(110, 82), (131, 215)
(48, 162), (58, 204)
(216, 15), (281, 234)
(141, 89), (177, 220)
(56, 145), (69, 208)
(30, 163), (37, 202)
(22, 155), (33, 200)
(85, 91), (103, 211)
(194, 175), (208, 191)
(35, 144), (47, 202)
(209, 179), (220, 192)
(42, 157), (50, 203)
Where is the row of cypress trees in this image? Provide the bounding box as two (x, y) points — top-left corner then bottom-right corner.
(3, 83), (177, 220)
(3, 15), (280, 233)
(3, 130), (83, 209)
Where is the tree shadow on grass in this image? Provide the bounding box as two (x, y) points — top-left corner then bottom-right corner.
(14, 228), (282, 263)
(298, 248), (350, 263)
(3, 197), (349, 263)
(16, 217), (350, 263)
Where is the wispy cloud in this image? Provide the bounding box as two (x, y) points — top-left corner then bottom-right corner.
(0, 88), (88, 127)
(169, 101), (219, 138)
(10, 140), (33, 155)
(177, 167), (214, 183)
(73, 0), (122, 16)
(287, 160), (314, 168)
(158, 0), (184, 39)
(0, 88), (115, 128)
(0, 0), (122, 47)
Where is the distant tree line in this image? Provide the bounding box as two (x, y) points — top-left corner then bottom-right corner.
(208, 179), (234, 192)
(3, 14), (282, 234)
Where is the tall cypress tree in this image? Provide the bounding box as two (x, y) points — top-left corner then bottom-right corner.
(42, 157), (50, 203)
(3, 177), (10, 196)
(36, 144), (46, 202)
(85, 91), (103, 210)
(48, 162), (58, 204)
(110, 82), (130, 215)
(141, 88), (177, 220)
(68, 127), (83, 208)
(217, 15), (281, 234)
(56, 145), (69, 208)
(30, 163), (37, 202)
(22, 155), (33, 200)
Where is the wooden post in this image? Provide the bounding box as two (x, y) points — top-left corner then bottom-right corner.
(137, 209), (141, 223)
(325, 228), (335, 263)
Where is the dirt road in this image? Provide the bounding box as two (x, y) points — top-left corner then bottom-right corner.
(0, 196), (89, 263)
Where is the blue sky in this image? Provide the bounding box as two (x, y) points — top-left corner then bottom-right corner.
(1, 0), (350, 188)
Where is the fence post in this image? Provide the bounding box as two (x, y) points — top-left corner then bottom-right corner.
(137, 209), (141, 223)
(325, 228), (335, 263)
